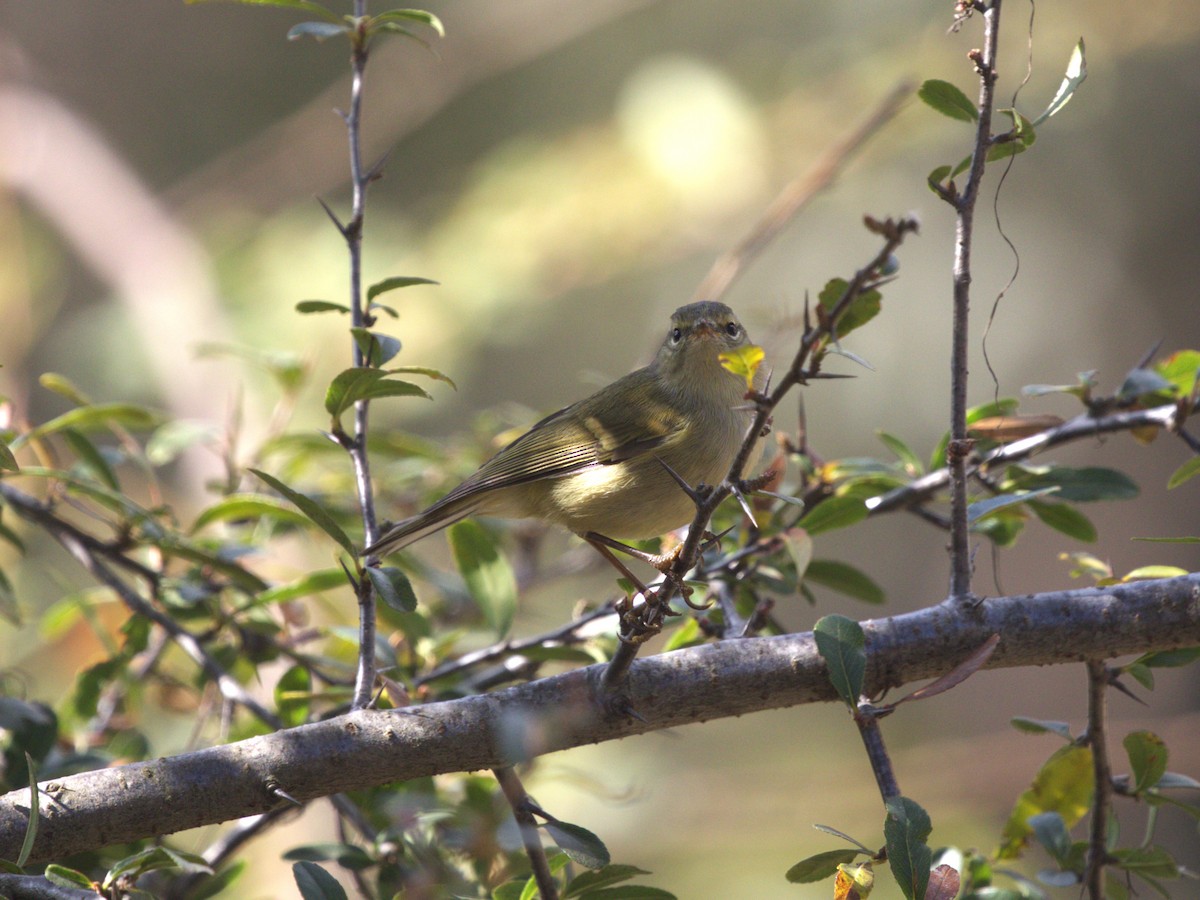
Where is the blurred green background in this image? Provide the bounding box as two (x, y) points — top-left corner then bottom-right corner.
(1, 1), (1198, 896)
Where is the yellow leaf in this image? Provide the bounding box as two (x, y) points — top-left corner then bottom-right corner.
(997, 744), (1093, 859)
(719, 343), (765, 391)
(834, 861), (874, 900)
(1130, 424), (1159, 445)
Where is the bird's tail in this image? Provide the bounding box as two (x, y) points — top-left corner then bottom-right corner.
(362, 496), (480, 559)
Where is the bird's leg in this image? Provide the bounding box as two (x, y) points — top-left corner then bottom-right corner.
(582, 531), (722, 612)
(582, 533), (676, 610)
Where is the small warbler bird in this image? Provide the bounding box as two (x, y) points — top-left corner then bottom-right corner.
(363, 301), (764, 571)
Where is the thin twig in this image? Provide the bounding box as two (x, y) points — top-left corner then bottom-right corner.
(854, 705), (901, 803)
(1085, 659), (1113, 899)
(344, 5), (380, 711)
(494, 767), (559, 900)
(417, 604), (616, 687)
(865, 402), (1188, 516)
(947, 0), (1003, 601)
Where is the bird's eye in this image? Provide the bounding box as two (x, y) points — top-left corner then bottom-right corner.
(671, 327), (683, 343)
(724, 322), (741, 337)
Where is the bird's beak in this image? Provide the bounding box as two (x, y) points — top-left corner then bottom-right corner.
(693, 321), (716, 338)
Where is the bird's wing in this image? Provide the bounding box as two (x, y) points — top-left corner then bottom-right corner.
(441, 371), (686, 501)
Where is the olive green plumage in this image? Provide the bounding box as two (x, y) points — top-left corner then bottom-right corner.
(364, 301), (764, 558)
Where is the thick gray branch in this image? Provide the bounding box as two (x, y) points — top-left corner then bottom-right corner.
(2, 574), (1197, 863)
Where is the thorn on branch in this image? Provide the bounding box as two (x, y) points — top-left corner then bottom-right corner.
(265, 777), (302, 808)
(316, 196), (350, 238)
(365, 149), (392, 184)
(655, 457), (705, 506)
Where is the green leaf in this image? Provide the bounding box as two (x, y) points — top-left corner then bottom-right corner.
(365, 565), (418, 613)
(563, 864), (651, 897)
(884, 797), (932, 900)
(542, 819), (610, 870)
(1023, 378), (1094, 399)
(805, 559), (884, 604)
(296, 300), (350, 315)
(813, 614), (865, 706)
(292, 860), (348, 900)
(1034, 38), (1087, 125)
(877, 430), (924, 475)
(254, 568), (347, 607)
(371, 9), (445, 37)
(44, 864), (95, 889)
(781, 528), (813, 581)
(275, 665), (312, 728)
(61, 428), (120, 490)
(0, 438), (18, 472)
(1006, 465), (1139, 502)
(103, 846), (212, 887)
(1132, 646), (1200, 669)
(17, 403), (161, 446)
(785, 848), (860, 883)
(967, 488), (1059, 523)
(986, 110), (1036, 162)
(388, 365), (456, 389)
(998, 744), (1093, 859)
(1167, 457), (1200, 490)
(448, 520), (517, 637)
(38, 371), (92, 405)
(1110, 845), (1180, 879)
(1027, 500), (1097, 542)
(492, 880), (525, 900)
(366, 276), (438, 303)
(1125, 731), (1168, 795)
(662, 616), (704, 652)
(191, 494), (311, 532)
(818, 278), (882, 337)
(249, 468), (355, 556)
(1010, 717), (1074, 741)
(1153, 349), (1200, 397)
(284, 843), (375, 870)
(324, 367), (431, 425)
(287, 20), (349, 41)
(797, 495), (867, 536)
(918, 79), (978, 122)
(350, 328), (402, 367)
(970, 506), (1027, 546)
(927, 164), (953, 193)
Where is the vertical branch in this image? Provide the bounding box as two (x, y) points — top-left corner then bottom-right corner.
(948, 0), (1003, 600)
(1084, 660), (1113, 898)
(344, 3), (379, 710)
(494, 767), (559, 900)
(855, 707), (901, 803)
